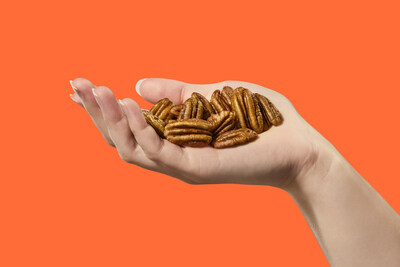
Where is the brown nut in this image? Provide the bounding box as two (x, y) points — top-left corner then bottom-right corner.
(145, 88), (282, 148)
(178, 98), (191, 120)
(165, 104), (183, 123)
(221, 86), (234, 106)
(166, 118), (213, 131)
(142, 110), (166, 138)
(207, 111), (236, 136)
(164, 119), (213, 147)
(255, 93), (283, 126)
(212, 128), (258, 148)
(149, 98), (174, 121)
(178, 97), (204, 120)
(231, 87), (264, 133)
(191, 92), (216, 118)
(261, 110), (272, 132)
(210, 90), (231, 112)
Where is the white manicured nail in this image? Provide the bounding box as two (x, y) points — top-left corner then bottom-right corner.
(135, 78), (146, 96)
(119, 99), (128, 115)
(70, 94), (79, 103)
(92, 88), (103, 109)
(92, 88), (98, 97)
(69, 80), (78, 92)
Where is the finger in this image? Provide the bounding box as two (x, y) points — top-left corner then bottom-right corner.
(91, 86), (137, 161)
(70, 93), (83, 107)
(92, 86), (161, 169)
(135, 78), (286, 106)
(119, 98), (188, 169)
(135, 78), (227, 105)
(70, 78), (115, 147)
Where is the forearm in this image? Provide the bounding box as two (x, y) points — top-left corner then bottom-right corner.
(286, 142), (400, 267)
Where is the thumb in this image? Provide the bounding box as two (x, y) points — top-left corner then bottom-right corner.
(135, 78), (223, 105)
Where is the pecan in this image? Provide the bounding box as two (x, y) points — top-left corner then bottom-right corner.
(212, 128), (258, 148)
(142, 86), (283, 148)
(207, 111), (236, 136)
(221, 86), (234, 106)
(142, 110), (166, 138)
(262, 112), (272, 132)
(165, 104), (183, 123)
(178, 97), (204, 119)
(210, 90), (231, 112)
(149, 98), (174, 121)
(255, 93), (283, 126)
(231, 87), (264, 133)
(165, 119), (213, 131)
(164, 119), (213, 147)
(191, 92), (215, 118)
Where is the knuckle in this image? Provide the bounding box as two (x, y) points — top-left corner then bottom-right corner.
(144, 150), (159, 161)
(118, 151), (132, 163)
(111, 117), (127, 132)
(144, 141), (165, 161)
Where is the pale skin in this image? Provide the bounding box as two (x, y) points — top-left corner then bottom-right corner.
(70, 78), (400, 266)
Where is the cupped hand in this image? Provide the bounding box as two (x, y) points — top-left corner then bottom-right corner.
(70, 78), (325, 188)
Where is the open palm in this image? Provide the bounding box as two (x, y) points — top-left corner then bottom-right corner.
(71, 78), (321, 188)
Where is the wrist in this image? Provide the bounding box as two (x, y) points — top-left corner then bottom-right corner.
(283, 135), (353, 200)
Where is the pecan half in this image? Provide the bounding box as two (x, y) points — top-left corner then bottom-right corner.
(143, 87), (283, 148)
(221, 86), (234, 106)
(210, 90), (231, 112)
(164, 119), (213, 147)
(207, 111), (236, 136)
(142, 110), (166, 138)
(212, 128), (258, 148)
(166, 104), (183, 123)
(231, 87), (264, 133)
(149, 98), (174, 121)
(178, 97), (204, 120)
(255, 93), (283, 126)
(191, 92), (215, 118)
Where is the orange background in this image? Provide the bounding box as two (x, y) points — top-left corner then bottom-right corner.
(1, 0), (399, 266)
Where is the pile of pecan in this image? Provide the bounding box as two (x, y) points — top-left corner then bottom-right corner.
(142, 86), (283, 148)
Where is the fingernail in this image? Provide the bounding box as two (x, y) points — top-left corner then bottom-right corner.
(70, 80), (78, 93)
(92, 88), (102, 108)
(118, 99), (128, 115)
(70, 94), (79, 104)
(136, 78), (146, 96)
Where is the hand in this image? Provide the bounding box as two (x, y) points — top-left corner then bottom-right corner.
(70, 78), (328, 188)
